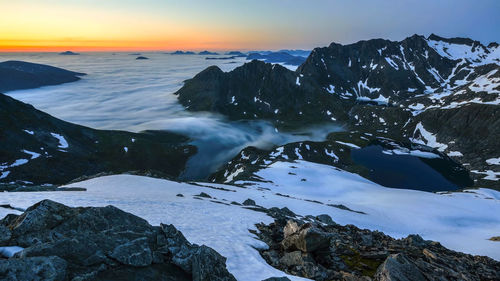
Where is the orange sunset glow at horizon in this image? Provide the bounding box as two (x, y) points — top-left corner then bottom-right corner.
(1, 0), (498, 53)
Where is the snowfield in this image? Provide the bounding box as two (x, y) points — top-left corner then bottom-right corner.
(1, 161), (500, 280)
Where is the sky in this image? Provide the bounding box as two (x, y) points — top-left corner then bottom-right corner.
(0, 0), (499, 52)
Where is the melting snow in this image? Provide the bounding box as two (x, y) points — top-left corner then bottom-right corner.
(0, 171), (10, 179)
(335, 141), (361, 149)
(383, 148), (440, 159)
(294, 148), (303, 160)
(324, 149), (339, 161)
(486, 158), (500, 166)
(384, 57), (399, 70)
(448, 151), (464, 157)
(471, 170), (500, 181)
(22, 149), (40, 160)
(50, 133), (69, 149)
(0, 246), (24, 258)
(225, 167), (245, 183)
(357, 95), (389, 105)
(9, 159), (29, 167)
(411, 122), (448, 152)
(326, 84), (335, 94)
(427, 39), (488, 63)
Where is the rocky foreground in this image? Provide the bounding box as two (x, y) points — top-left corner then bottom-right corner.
(1, 199), (498, 281)
(254, 209), (500, 281)
(0, 200), (236, 281)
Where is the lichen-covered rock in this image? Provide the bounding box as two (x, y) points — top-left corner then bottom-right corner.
(374, 254), (426, 281)
(255, 217), (500, 281)
(281, 221), (331, 253)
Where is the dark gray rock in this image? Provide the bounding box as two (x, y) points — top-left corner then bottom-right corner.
(0, 200), (236, 281)
(192, 245), (234, 281)
(196, 192), (212, 198)
(110, 237), (153, 267)
(374, 253), (426, 281)
(242, 198), (256, 206)
(281, 221), (331, 253)
(262, 277), (291, 281)
(315, 214), (335, 225)
(0, 225), (11, 244)
(0, 256), (67, 281)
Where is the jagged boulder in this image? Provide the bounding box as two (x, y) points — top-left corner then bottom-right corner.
(374, 254), (426, 281)
(0, 200), (236, 281)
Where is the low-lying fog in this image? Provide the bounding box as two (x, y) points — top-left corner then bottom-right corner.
(2, 52), (341, 179)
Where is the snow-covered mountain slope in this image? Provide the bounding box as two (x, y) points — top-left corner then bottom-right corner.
(176, 34), (500, 189)
(1, 163), (499, 280)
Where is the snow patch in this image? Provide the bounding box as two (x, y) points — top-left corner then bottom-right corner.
(411, 122), (448, 152)
(486, 158), (500, 166)
(448, 151), (464, 157)
(335, 141), (361, 149)
(0, 246), (24, 258)
(50, 133), (69, 150)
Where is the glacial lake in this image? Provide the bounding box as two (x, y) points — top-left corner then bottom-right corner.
(351, 145), (473, 192)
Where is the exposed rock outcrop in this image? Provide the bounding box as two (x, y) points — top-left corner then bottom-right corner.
(0, 200), (236, 281)
(255, 217), (500, 281)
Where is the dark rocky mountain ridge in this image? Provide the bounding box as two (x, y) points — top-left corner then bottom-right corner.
(176, 34), (500, 188)
(246, 52), (307, 66)
(0, 61), (85, 92)
(0, 93), (195, 188)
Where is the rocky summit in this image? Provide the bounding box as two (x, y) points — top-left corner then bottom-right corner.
(0, 61), (85, 93)
(0, 200), (236, 281)
(254, 216), (500, 281)
(0, 93), (195, 188)
(177, 34), (500, 189)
